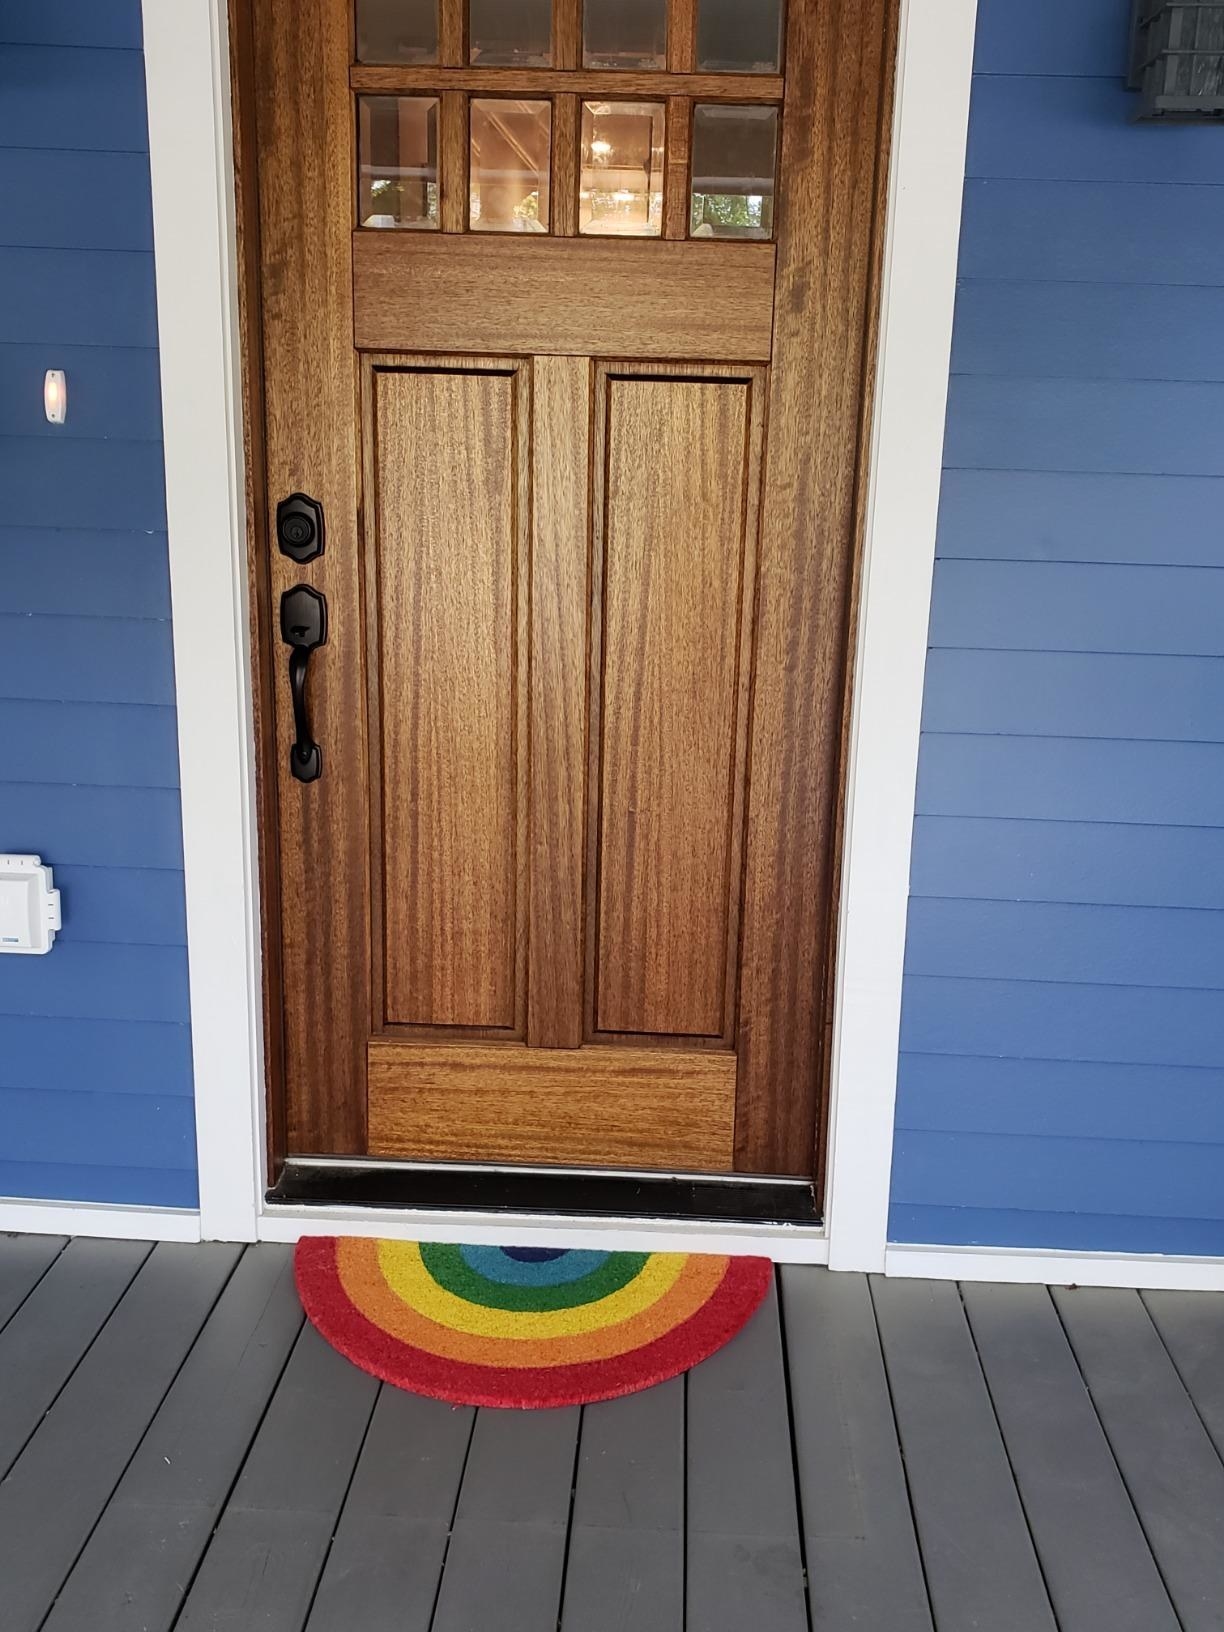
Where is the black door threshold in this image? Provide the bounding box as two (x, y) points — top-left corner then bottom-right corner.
(268, 1158), (820, 1226)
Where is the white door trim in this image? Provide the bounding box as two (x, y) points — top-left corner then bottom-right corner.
(140, 0), (978, 1264)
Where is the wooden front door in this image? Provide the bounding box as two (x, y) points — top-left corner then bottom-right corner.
(237, 0), (895, 1192)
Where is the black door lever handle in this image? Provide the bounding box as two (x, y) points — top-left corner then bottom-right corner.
(280, 585), (327, 783)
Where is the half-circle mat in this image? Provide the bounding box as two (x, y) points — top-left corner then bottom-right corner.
(295, 1237), (773, 1408)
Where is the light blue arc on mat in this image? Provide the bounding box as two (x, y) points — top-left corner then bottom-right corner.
(459, 1245), (612, 1287)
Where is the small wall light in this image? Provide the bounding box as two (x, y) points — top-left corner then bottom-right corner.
(1130, 2), (1224, 120)
(43, 368), (67, 425)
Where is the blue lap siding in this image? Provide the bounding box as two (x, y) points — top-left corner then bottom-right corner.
(0, 3), (196, 1208)
(890, 0), (1224, 1255)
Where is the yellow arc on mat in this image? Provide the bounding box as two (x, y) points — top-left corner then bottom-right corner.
(374, 1239), (688, 1337)
(337, 1237), (730, 1367)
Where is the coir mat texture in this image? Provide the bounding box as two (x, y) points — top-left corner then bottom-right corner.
(295, 1238), (773, 1408)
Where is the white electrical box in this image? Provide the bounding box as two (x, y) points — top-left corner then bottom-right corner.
(0, 856), (62, 955)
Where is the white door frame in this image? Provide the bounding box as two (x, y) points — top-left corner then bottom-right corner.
(134, 0), (979, 1266)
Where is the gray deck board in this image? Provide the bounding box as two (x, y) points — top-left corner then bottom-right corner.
(4, 1237), (1224, 1632)
(430, 1404), (580, 1632)
(686, 1276), (808, 1632)
(0, 1234), (66, 1331)
(306, 1387), (475, 1632)
(560, 1377), (685, 1632)
(780, 1267), (932, 1632)
(962, 1280), (1179, 1632)
(174, 1321), (380, 1632)
(871, 1275), (1058, 1632)
(0, 1237), (150, 1478)
(0, 1241), (239, 1632)
(42, 1244), (304, 1632)
(1054, 1284), (1224, 1632)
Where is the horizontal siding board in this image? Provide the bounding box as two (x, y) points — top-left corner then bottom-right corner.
(4, 700), (180, 788)
(921, 649), (1224, 740)
(0, 248), (158, 347)
(0, 1160), (197, 1208)
(892, 1129), (1224, 1221)
(0, 438), (165, 531)
(909, 816), (1224, 911)
(959, 179), (1224, 288)
(0, 46), (149, 151)
(0, 941), (189, 1023)
(944, 377), (1224, 477)
(0, 149), (153, 251)
(900, 974), (1224, 1069)
(0, 2), (143, 49)
(4, 784), (185, 868)
(936, 471), (1224, 569)
(895, 1053), (1224, 1145)
(905, 898), (1224, 992)
(0, 1016), (192, 1097)
(0, 617), (174, 705)
(55, 865), (187, 946)
(951, 279), (1224, 383)
(973, 0), (1130, 77)
(888, 1204), (1224, 1257)
(0, 344), (163, 441)
(915, 735), (1224, 826)
(0, 529), (171, 619)
(967, 76), (1224, 187)
(0, 1087), (195, 1169)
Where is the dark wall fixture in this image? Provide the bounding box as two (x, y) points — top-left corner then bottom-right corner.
(1130, 2), (1224, 118)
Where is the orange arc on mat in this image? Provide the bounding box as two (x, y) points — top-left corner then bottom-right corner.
(336, 1236), (731, 1368)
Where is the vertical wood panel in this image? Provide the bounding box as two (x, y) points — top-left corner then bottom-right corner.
(663, 96), (691, 240)
(253, 0), (368, 1153)
(593, 374), (753, 1038)
(736, 0), (897, 1172)
(667, 0), (697, 72)
(375, 367), (523, 1030)
(528, 356), (590, 1047)
(440, 91), (468, 233)
(552, 95), (579, 237)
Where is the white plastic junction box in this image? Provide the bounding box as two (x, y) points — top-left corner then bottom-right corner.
(0, 856), (62, 954)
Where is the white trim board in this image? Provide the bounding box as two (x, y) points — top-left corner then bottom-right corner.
(0, 1199), (202, 1244)
(137, 0), (985, 1265)
(886, 1243), (1224, 1294)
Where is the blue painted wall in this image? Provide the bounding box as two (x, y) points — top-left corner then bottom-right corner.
(0, 2), (196, 1208)
(890, 0), (1224, 1255)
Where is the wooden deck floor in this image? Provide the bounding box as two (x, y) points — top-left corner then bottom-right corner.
(2, 1238), (1224, 1631)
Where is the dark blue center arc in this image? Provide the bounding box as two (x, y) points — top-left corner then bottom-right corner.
(501, 1247), (569, 1263)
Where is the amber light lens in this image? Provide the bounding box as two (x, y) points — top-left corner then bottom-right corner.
(579, 101), (665, 238)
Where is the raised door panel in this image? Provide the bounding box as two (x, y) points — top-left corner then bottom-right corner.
(592, 371), (763, 1039)
(370, 364), (528, 1030)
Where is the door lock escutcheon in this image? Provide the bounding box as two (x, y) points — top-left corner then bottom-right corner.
(276, 493), (325, 563)
(280, 584), (327, 783)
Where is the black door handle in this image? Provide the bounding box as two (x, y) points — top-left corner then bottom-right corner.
(280, 585), (327, 783)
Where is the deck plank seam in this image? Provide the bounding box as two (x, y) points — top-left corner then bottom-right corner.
(34, 1242), (244, 1632)
(864, 1273), (941, 1632)
(1139, 1290), (1224, 1477)
(682, 1368), (689, 1631)
(552, 1402), (586, 1631)
(1046, 1287), (1188, 1631)
(296, 1374), (385, 1632)
(955, 1280), (1064, 1632)
(774, 1266), (816, 1631)
(0, 1241), (152, 1484)
(425, 1395), (481, 1632)
(0, 1237), (70, 1340)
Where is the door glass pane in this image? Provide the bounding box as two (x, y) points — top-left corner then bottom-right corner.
(358, 96), (440, 229)
(583, 0), (667, 69)
(469, 0), (552, 64)
(470, 99), (552, 232)
(356, 0), (438, 63)
(690, 104), (777, 239)
(696, 0), (783, 72)
(579, 102), (665, 237)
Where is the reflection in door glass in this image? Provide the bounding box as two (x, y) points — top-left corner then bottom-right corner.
(469, 0), (552, 64)
(690, 105), (777, 239)
(579, 102), (665, 237)
(470, 100), (552, 232)
(357, 97), (440, 229)
(583, 0), (667, 69)
(355, 0), (438, 62)
(696, 0), (783, 72)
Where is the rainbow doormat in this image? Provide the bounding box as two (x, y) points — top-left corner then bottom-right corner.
(295, 1237), (772, 1408)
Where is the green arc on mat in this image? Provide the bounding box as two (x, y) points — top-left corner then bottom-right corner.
(419, 1244), (651, 1312)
